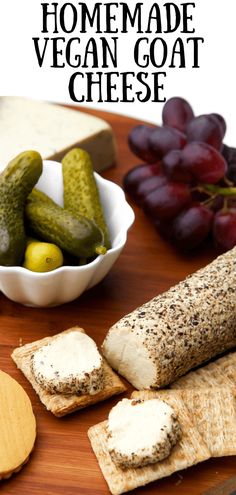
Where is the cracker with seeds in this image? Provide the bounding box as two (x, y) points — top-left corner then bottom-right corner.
(171, 351), (236, 390)
(132, 389), (236, 458)
(88, 391), (210, 495)
(11, 327), (126, 417)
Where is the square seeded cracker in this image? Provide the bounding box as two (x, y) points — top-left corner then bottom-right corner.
(170, 351), (236, 389)
(11, 327), (126, 417)
(167, 353), (236, 458)
(132, 389), (236, 458)
(88, 390), (210, 495)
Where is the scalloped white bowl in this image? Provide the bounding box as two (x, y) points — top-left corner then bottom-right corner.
(0, 160), (134, 307)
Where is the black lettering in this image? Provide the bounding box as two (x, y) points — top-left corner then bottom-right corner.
(136, 72), (151, 102)
(164, 2), (181, 32)
(69, 72), (85, 102)
(42, 2), (58, 33)
(104, 3), (119, 33)
(59, 3), (77, 33)
(150, 38), (168, 68)
(65, 38), (81, 68)
(80, 3), (102, 33)
(169, 38), (186, 67)
(101, 37), (118, 68)
(51, 37), (65, 68)
(120, 72), (135, 102)
(120, 2), (142, 33)
(83, 38), (98, 68)
(134, 38), (149, 68)
(181, 3), (195, 33)
(153, 72), (166, 102)
(105, 72), (119, 102)
(33, 37), (49, 67)
(146, 4), (162, 33)
(86, 72), (103, 102)
(187, 37), (204, 67)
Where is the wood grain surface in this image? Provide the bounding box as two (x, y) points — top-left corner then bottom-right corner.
(0, 106), (235, 495)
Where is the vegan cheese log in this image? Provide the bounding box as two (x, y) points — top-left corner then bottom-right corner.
(102, 247), (236, 389)
(107, 398), (181, 468)
(0, 97), (116, 171)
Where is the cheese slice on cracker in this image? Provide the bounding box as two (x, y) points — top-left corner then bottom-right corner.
(11, 327), (126, 417)
(132, 388), (236, 459)
(88, 391), (210, 495)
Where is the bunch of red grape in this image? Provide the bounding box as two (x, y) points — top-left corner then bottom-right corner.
(123, 97), (236, 252)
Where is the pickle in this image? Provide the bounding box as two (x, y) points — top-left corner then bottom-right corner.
(25, 193), (106, 258)
(62, 148), (111, 249)
(0, 151), (43, 266)
(30, 188), (55, 205)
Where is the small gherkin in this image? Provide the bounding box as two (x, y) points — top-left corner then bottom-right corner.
(62, 148), (111, 250)
(0, 150), (43, 266)
(25, 190), (106, 259)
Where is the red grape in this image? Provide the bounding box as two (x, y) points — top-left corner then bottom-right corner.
(222, 145), (236, 183)
(149, 126), (186, 160)
(227, 164), (236, 184)
(128, 125), (157, 163)
(162, 150), (192, 182)
(123, 163), (161, 199)
(222, 144), (236, 163)
(229, 197), (236, 209)
(212, 113), (226, 137)
(213, 209), (236, 251)
(186, 114), (223, 150)
(211, 195), (224, 212)
(172, 204), (213, 250)
(162, 97), (194, 133)
(135, 174), (167, 205)
(124, 96), (236, 254)
(143, 182), (191, 220)
(181, 142), (227, 184)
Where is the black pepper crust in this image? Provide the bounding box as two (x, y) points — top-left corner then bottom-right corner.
(103, 248), (236, 388)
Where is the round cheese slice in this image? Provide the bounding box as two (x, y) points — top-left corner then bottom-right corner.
(107, 398), (181, 468)
(0, 370), (36, 479)
(31, 331), (104, 395)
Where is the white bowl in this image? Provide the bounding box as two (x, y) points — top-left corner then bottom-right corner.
(0, 160), (134, 307)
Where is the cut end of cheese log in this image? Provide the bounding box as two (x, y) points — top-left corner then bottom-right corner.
(102, 247), (236, 389)
(102, 326), (157, 389)
(0, 97), (116, 172)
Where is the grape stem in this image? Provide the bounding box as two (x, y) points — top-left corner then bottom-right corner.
(224, 176), (234, 187)
(202, 194), (218, 207)
(192, 186), (212, 197)
(203, 184), (236, 197)
(223, 196), (229, 212)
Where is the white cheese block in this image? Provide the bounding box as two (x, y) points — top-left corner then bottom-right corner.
(31, 330), (104, 395)
(0, 97), (116, 171)
(107, 398), (181, 468)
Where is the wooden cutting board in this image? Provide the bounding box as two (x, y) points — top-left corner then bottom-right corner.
(0, 107), (235, 495)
